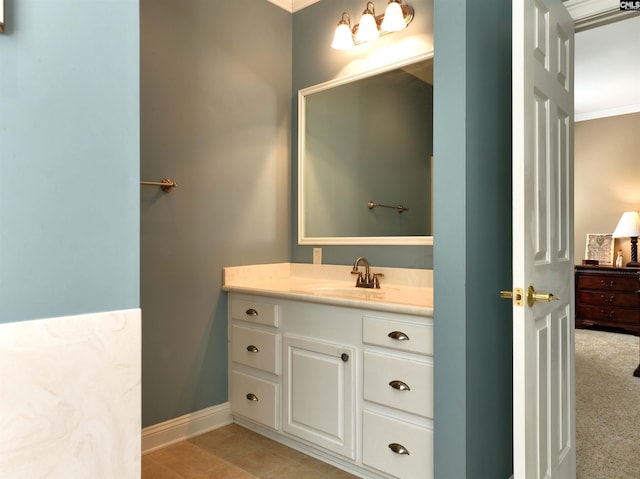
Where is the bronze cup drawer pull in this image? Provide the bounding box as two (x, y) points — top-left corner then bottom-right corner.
(246, 345), (259, 353)
(388, 331), (410, 341)
(246, 393), (259, 402)
(389, 380), (411, 391)
(245, 308), (259, 316)
(388, 443), (410, 455)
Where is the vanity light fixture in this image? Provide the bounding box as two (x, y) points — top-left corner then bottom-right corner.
(331, 0), (414, 50)
(612, 211), (640, 267)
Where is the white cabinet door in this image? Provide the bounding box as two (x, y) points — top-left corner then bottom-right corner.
(282, 334), (356, 459)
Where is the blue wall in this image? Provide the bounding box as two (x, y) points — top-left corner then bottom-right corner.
(433, 0), (513, 477)
(140, 0), (292, 427)
(0, 0), (139, 323)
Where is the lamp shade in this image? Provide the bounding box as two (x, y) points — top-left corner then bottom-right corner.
(355, 11), (379, 43)
(612, 211), (640, 238)
(381, 1), (407, 32)
(332, 19), (355, 50)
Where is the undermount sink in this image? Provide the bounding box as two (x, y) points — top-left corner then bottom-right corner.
(312, 284), (397, 296)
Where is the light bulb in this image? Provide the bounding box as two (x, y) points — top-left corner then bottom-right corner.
(381, 1), (407, 32)
(332, 14), (355, 50)
(355, 3), (379, 43)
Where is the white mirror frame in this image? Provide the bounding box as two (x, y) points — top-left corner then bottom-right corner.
(298, 52), (434, 246)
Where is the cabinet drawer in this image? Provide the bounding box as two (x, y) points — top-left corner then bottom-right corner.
(363, 351), (433, 419)
(362, 410), (433, 479)
(576, 305), (639, 333)
(363, 316), (433, 356)
(577, 274), (639, 292)
(231, 325), (280, 375)
(230, 298), (279, 327)
(230, 371), (279, 430)
(577, 291), (639, 308)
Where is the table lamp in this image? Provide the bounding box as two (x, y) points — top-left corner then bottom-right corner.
(612, 211), (640, 267)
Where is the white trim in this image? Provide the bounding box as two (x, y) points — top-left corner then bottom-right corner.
(575, 103), (640, 122)
(265, 0), (321, 13)
(565, 0), (636, 30)
(141, 403), (233, 454)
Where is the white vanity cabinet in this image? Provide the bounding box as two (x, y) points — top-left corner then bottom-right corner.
(227, 292), (434, 479)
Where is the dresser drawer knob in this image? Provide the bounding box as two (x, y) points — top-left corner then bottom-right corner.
(600, 280), (615, 287)
(388, 443), (410, 455)
(246, 345), (259, 353)
(246, 393), (259, 402)
(389, 380), (411, 391)
(388, 331), (410, 341)
(245, 308), (259, 316)
(600, 294), (615, 303)
(599, 310), (616, 318)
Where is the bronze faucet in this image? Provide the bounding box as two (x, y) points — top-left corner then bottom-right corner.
(351, 257), (383, 288)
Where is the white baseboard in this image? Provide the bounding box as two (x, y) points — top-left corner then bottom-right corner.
(141, 402), (233, 454)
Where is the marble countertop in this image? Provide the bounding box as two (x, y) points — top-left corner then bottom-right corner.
(222, 263), (433, 317)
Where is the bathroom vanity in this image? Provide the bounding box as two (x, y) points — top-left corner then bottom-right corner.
(223, 263), (433, 479)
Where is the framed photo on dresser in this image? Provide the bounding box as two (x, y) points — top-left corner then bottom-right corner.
(584, 233), (614, 265)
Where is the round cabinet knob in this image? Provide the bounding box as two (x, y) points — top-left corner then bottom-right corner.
(388, 443), (410, 455)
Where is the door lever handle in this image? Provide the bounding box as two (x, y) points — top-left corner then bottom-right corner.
(527, 285), (559, 307)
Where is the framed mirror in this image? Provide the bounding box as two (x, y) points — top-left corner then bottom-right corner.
(298, 53), (434, 245)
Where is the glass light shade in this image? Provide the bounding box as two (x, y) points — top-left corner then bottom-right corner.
(332, 22), (355, 50)
(381, 1), (407, 32)
(612, 211), (640, 238)
(355, 12), (379, 43)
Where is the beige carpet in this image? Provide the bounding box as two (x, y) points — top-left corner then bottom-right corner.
(576, 329), (640, 479)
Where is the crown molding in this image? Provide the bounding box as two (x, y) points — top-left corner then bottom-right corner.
(565, 0), (639, 31)
(265, 0), (322, 13)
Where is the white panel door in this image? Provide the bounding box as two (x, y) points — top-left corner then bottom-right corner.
(512, 0), (575, 477)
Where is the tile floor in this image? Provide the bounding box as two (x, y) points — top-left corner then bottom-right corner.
(142, 423), (360, 479)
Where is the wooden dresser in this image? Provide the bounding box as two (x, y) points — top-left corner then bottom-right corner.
(574, 265), (640, 336)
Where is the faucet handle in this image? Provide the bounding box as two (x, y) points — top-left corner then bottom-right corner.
(351, 270), (363, 285)
(372, 272), (384, 288)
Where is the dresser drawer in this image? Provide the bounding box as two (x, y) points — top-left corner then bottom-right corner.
(231, 325), (280, 374)
(363, 351), (433, 419)
(576, 305), (639, 334)
(577, 291), (639, 308)
(363, 316), (433, 356)
(230, 371), (279, 430)
(362, 410), (433, 479)
(577, 274), (639, 292)
(230, 298), (279, 327)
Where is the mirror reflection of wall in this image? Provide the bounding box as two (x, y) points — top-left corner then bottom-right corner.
(301, 58), (433, 243)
